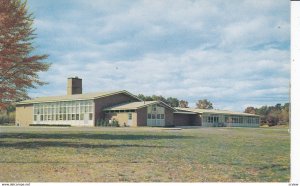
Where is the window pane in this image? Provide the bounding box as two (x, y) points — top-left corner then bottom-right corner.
(89, 113), (93, 120)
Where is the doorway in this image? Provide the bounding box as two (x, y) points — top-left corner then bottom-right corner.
(127, 113), (132, 126)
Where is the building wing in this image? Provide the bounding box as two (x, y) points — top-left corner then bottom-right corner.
(175, 107), (260, 117)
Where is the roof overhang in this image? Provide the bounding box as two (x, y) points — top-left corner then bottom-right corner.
(94, 90), (142, 101)
(175, 107), (260, 117)
(174, 111), (197, 115)
(104, 100), (177, 112)
(16, 90), (142, 105)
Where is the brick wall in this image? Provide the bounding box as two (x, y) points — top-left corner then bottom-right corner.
(94, 93), (139, 125)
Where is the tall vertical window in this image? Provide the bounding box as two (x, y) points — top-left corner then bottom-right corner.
(33, 100), (94, 122)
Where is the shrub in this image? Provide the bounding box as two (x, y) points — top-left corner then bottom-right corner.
(218, 123), (225, 127)
(29, 124), (71, 127)
(0, 112), (15, 125)
(112, 120), (119, 127)
(96, 119), (119, 127)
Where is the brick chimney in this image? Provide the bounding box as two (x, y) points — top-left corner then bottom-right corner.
(67, 77), (82, 95)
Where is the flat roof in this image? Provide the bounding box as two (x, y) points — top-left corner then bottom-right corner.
(175, 107), (260, 117)
(174, 111), (197, 115)
(16, 90), (141, 105)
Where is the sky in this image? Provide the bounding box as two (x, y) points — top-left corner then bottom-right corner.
(26, 0), (290, 111)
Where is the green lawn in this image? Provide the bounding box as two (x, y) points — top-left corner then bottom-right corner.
(0, 126), (290, 182)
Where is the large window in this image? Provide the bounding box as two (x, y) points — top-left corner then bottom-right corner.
(207, 116), (219, 123)
(33, 100), (93, 121)
(128, 113), (132, 120)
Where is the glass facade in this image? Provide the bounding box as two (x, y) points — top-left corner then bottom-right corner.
(203, 114), (259, 127)
(33, 100), (93, 122)
(147, 105), (165, 126)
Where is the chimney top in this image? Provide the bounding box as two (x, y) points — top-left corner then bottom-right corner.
(67, 77), (82, 95)
(68, 76), (81, 79)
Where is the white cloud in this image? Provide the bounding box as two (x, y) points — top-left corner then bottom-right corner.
(28, 0), (290, 111)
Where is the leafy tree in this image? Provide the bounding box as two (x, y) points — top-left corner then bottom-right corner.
(244, 106), (256, 114)
(166, 97), (179, 107)
(256, 105), (268, 116)
(196, 99), (213, 109)
(280, 106), (289, 124)
(151, 95), (167, 103)
(266, 112), (280, 126)
(137, 94), (146, 101)
(243, 103), (290, 126)
(137, 94), (179, 107)
(179, 100), (189, 108)
(6, 104), (15, 113)
(275, 103), (282, 110)
(0, 0), (50, 109)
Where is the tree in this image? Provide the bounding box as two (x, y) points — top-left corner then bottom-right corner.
(137, 94), (181, 107)
(137, 94), (146, 101)
(151, 95), (167, 103)
(179, 100), (189, 108)
(0, 0), (50, 109)
(243, 103), (290, 126)
(244, 106), (256, 114)
(166, 97), (179, 107)
(196, 99), (213, 109)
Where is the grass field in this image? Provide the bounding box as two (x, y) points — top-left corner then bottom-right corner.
(0, 126), (290, 182)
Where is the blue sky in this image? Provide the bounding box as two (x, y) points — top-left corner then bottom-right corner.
(27, 0), (290, 111)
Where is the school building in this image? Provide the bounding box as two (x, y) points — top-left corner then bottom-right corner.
(15, 77), (260, 127)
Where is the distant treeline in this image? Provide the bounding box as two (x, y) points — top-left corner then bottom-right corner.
(137, 94), (188, 108)
(244, 103), (289, 126)
(137, 94), (216, 109)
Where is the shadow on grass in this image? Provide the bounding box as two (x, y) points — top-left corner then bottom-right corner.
(258, 163), (289, 171)
(0, 132), (195, 150)
(0, 141), (172, 149)
(0, 132), (195, 140)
